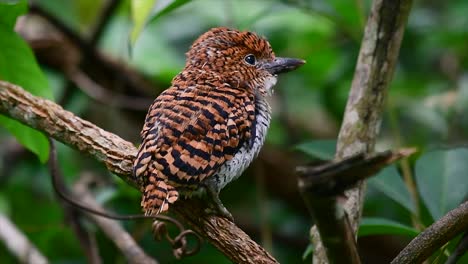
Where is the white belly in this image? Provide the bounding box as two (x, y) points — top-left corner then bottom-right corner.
(208, 99), (271, 191)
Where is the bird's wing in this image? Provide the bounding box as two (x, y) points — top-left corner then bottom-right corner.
(134, 83), (256, 189)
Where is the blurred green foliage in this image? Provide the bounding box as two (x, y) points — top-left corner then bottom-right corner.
(1, 0), (468, 263)
(0, 0), (52, 162)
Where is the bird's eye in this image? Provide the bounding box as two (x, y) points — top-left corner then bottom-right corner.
(244, 54), (256, 65)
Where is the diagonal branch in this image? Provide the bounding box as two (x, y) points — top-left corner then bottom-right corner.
(73, 173), (158, 264)
(0, 213), (49, 264)
(391, 200), (468, 264)
(0, 80), (278, 264)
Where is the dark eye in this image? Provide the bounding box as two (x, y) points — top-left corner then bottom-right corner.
(244, 54), (256, 65)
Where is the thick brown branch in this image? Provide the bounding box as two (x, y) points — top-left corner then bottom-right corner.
(0, 81), (138, 186)
(391, 201), (468, 264)
(0, 81), (278, 264)
(310, 0), (414, 262)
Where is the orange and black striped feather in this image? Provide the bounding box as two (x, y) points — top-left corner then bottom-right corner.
(133, 81), (255, 214)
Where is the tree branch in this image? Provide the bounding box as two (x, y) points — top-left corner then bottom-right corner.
(0, 213), (49, 264)
(298, 149), (416, 264)
(0, 80), (278, 263)
(73, 173), (158, 264)
(391, 200), (468, 264)
(310, 0), (414, 262)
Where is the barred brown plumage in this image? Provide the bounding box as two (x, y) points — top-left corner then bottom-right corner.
(133, 27), (305, 219)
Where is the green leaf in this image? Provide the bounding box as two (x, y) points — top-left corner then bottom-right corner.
(294, 139), (336, 160)
(368, 165), (416, 214)
(131, 0), (192, 44)
(0, 194), (10, 215)
(0, 27), (53, 162)
(0, 0), (27, 29)
(358, 217), (419, 237)
(302, 243), (313, 260)
(148, 0), (191, 23)
(130, 0), (157, 44)
(415, 148), (468, 221)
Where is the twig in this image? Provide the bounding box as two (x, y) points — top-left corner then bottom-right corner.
(0, 213), (49, 264)
(0, 81), (278, 263)
(391, 201), (468, 264)
(61, 204), (102, 264)
(310, 0), (414, 263)
(47, 139), (102, 263)
(73, 173), (158, 264)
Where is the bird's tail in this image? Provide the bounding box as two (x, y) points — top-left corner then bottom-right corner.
(141, 175), (179, 215)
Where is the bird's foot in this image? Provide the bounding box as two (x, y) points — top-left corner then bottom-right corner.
(203, 185), (234, 222)
(204, 203), (234, 222)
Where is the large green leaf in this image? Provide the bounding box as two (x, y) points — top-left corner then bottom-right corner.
(130, 0), (157, 44)
(148, 0), (191, 23)
(0, 0), (27, 29)
(358, 217), (419, 237)
(415, 148), (468, 221)
(368, 165), (416, 214)
(0, 26), (53, 162)
(294, 139), (336, 160)
(131, 0), (192, 44)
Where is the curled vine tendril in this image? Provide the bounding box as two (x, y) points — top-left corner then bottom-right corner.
(152, 221), (201, 258)
(47, 139), (201, 258)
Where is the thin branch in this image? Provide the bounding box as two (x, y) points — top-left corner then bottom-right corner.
(47, 138), (199, 260)
(57, 195), (102, 264)
(47, 139), (102, 264)
(73, 174), (158, 264)
(0, 213), (49, 264)
(310, 0), (414, 262)
(391, 201), (468, 264)
(0, 81), (278, 263)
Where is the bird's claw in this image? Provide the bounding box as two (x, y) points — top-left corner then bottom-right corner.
(204, 205), (234, 222)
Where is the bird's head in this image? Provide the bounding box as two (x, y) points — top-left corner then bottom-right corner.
(184, 27), (305, 96)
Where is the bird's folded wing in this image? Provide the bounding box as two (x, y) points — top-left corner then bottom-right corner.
(134, 85), (256, 187)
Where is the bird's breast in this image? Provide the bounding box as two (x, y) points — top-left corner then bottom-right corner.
(207, 98), (272, 191)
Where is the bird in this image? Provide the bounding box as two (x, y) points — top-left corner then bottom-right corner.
(133, 27), (304, 220)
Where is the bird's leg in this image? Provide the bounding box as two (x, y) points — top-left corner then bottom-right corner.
(203, 184), (234, 221)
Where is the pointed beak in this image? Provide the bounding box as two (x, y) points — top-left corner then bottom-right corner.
(263, 57), (306, 75)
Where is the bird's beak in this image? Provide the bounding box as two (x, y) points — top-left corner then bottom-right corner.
(263, 57), (306, 75)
